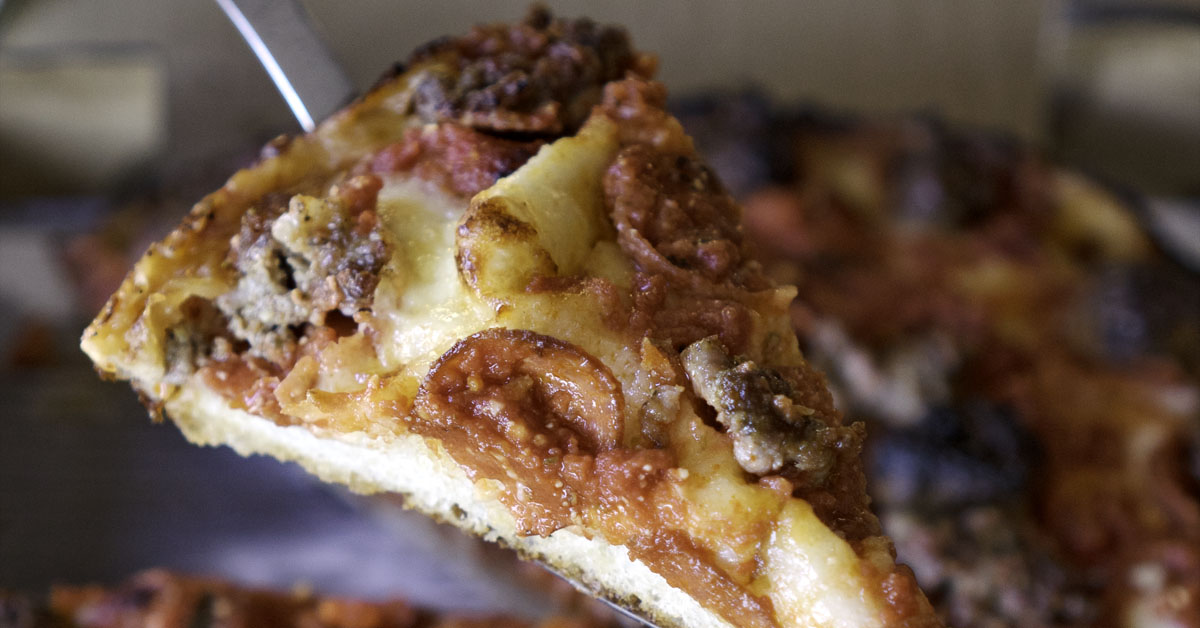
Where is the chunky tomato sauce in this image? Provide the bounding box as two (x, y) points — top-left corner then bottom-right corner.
(412, 328), (779, 628)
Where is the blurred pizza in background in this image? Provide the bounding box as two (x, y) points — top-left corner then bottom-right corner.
(678, 93), (1200, 627)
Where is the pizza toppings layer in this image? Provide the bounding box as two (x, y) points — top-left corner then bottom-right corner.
(681, 336), (858, 479)
(407, 6), (651, 135)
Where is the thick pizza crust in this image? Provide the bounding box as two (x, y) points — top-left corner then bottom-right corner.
(167, 380), (728, 628)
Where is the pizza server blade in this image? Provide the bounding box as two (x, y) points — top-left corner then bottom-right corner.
(214, 0), (355, 132)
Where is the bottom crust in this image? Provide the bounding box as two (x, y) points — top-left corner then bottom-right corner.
(166, 382), (729, 628)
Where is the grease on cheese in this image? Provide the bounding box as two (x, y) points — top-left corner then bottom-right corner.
(767, 501), (889, 628)
(455, 117), (621, 302)
(470, 117), (620, 280)
(373, 176), (494, 378)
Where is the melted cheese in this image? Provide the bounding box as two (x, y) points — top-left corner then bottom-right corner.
(470, 117), (619, 279)
(766, 502), (888, 628)
(372, 176), (494, 378)
(367, 122), (643, 413)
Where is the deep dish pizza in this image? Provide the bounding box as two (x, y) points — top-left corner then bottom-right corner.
(80, 9), (938, 628)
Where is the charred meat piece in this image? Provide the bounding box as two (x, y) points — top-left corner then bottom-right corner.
(681, 336), (862, 480)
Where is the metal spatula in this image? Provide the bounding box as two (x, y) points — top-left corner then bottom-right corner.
(214, 0), (355, 132)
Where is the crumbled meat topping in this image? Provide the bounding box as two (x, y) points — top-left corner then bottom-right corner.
(408, 7), (651, 134)
(161, 297), (235, 387)
(681, 336), (861, 479)
(215, 175), (389, 365)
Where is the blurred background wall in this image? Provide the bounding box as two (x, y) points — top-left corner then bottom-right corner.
(2, 0), (1197, 201)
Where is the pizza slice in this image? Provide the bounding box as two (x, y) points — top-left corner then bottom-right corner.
(81, 10), (939, 628)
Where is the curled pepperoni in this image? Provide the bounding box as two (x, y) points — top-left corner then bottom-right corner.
(370, 124), (541, 198)
(413, 328), (625, 535)
(606, 145), (745, 286)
